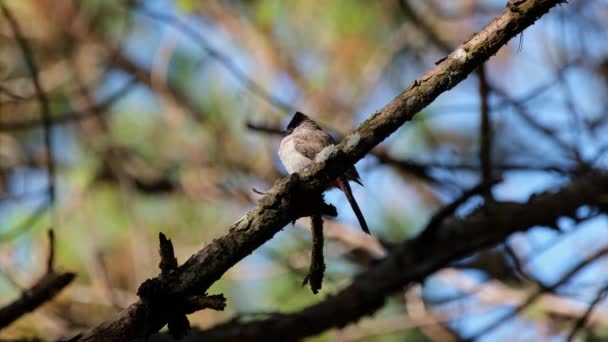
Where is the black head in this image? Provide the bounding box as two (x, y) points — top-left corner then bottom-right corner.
(285, 111), (310, 134)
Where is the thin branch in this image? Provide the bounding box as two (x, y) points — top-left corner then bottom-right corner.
(491, 85), (578, 156)
(109, 50), (208, 125)
(566, 283), (608, 342)
(0, 202), (49, 242)
(0, 78), (138, 131)
(0, 272), (75, 330)
(134, 5), (294, 112)
(0, 230), (75, 330)
(399, 0), (453, 52)
(503, 242), (537, 283)
(1, 3), (56, 208)
(46, 229), (55, 273)
(0, 84), (27, 100)
(418, 178), (501, 241)
(467, 247), (608, 341)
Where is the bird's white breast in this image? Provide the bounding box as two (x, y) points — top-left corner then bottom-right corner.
(279, 136), (312, 174)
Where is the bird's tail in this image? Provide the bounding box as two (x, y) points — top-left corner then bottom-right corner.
(337, 177), (370, 235)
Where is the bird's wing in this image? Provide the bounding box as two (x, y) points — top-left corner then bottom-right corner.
(294, 130), (363, 185)
(292, 130), (334, 160)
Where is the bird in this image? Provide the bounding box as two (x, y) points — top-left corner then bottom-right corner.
(278, 112), (370, 234)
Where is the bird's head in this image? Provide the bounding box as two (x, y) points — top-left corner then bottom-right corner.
(285, 111), (311, 134)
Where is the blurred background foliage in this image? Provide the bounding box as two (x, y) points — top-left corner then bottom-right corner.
(0, 0), (607, 341)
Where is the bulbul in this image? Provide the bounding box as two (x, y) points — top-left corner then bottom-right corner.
(278, 112), (370, 234)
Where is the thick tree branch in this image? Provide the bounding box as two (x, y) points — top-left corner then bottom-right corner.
(70, 1), (568, 340)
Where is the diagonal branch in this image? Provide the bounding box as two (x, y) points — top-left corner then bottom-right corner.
(0, 3), (56, 207)
(566, 283), (608, 341)
(70, 1), (568, 340)
(0, 272), (75, 330)
(0, 230), (75, 330)
(468, 245), (608, 341)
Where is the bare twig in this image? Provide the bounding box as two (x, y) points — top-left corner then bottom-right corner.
(399, 0), (453, 52)
(0, 230), (75, 330)
(158, 233), (178, 275)
(134, 233), (226, 339)
(46, 229), (55, 273)
(418, 178), (501, 241)
(0, 202), (48, 242)
(566, 283), (608, 342)
(0, 84), (27, 100)
(467, 246), (608, 341)
(0, 272), (75, 330)
(134, 5), (294, 112)
(503, 242), (537, 283)
(0, 78), (137, 131)
(1, 3), (56, 208)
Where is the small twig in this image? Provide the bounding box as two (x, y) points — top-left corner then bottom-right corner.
(46, 229), (55, 274)
(183, 294), (227, 313)
(0, 84), (27, 100)
(1, 3), (56, 210)
(158, 233), (178, 275)
(136, 233), (226, 339)
(491, 85), (576, 156)
(0, 202), (49, 242)
(0, 272), (75, 330)
(399, 0), (453, 52)
(0, 78), (137, 131)
(466, 246), (608, 341)
(566, 283), (608, 342)
(135, 6), (294, 112)
(303, 215), (326, 294)
(0, 231), (74, 330)
(418, 178), (502, 241)
(503, 242), (537, 284)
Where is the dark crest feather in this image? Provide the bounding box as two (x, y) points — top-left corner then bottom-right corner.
(286, 111), (310, 132)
